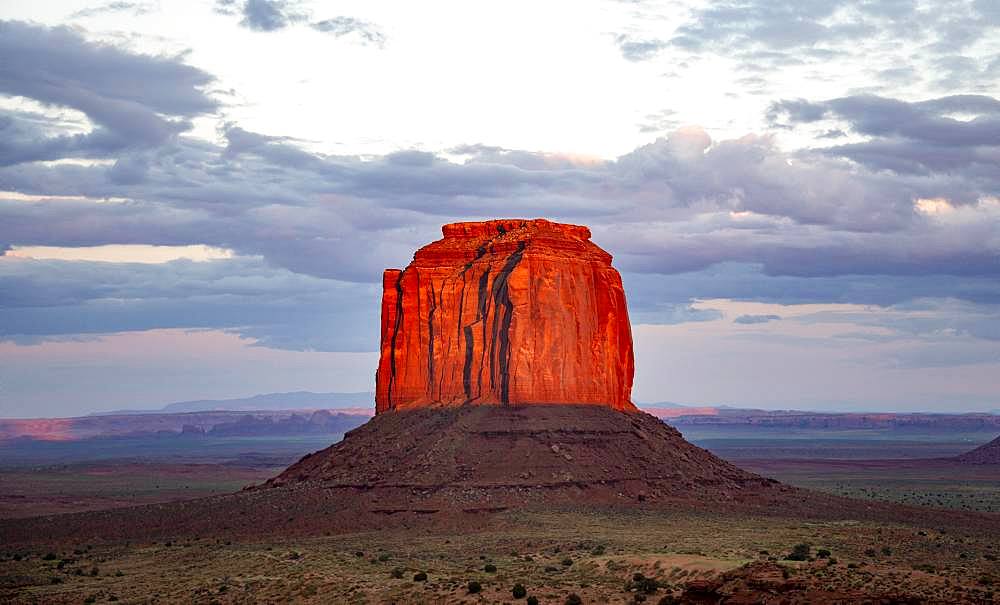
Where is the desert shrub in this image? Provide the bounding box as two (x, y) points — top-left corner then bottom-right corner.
(527, 597), (539, 605)
(354, 551), (364, 557)
(816, 549), (831, 559)
(115, 570), (124, 577)
(484, 563), (497, 573)
(390, 568), (404, 579)
(512, 583), (527, 598)
(561, 557), (574, 566)
(864, 548), (877, 557)
(634, 594), (646, 602)
(413, 571), (427, 582)
(90, 566), (99, 576)
(288, 551), (301, 560)
(50, 576), (62, 584)
(640, 577), (660, 594)
(656, 597), (680, 605)
(468, 580), (482, 594)
(565, 594), (583, 605)
(83, 596), (96, 604)
(545, 565), (559, 572)
(43, 552), (57, 561)
(785, 544), (811, 561)
(591, 545), (606, 556)
(881, 547), (892, 556)
(627, 573), (659, 594)
(378, 553), (391, 562)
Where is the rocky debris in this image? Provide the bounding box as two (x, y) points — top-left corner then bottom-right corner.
(265, 404), (776, 507)
(678, 561), (937, 604)
(956, 435), (1000, 464)
(376, 218), (635, 413)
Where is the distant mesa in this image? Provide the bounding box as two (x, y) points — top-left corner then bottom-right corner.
(92, 391), (375, 415)
(376, 218), (635, 413)
(956, 435), (1000, 464)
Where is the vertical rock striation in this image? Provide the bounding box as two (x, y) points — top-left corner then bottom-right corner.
(375, 218), (635, 413)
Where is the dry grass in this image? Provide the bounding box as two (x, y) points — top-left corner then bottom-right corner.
(2, 509), (997, 603)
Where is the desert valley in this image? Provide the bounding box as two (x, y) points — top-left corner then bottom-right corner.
(3, 2), (1000, 603)
(2, 220), (998, 604)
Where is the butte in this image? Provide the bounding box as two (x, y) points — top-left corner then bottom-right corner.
(268, 219), (775, 508)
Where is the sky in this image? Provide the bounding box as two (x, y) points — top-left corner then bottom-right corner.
(0, 0), (998, 417)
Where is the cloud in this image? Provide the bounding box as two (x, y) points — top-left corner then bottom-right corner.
(70, 2), (152, 19)
(734, 314), (780, 324)
(3, 120), (999, 286)
(215, 1), (386, 45)
(236, 0), (308, 32)
(312, 17), (386, 47)
(768, 94), (1000, 176)
(0, 20), (217, 166)
(672, 0), (994, 54)
(1, 21), (998, 356)
(613, 34), (667, 61)
(0, 255), (379, 352)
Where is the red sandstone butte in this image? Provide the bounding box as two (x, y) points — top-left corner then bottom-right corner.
(375, 218), (635, 413)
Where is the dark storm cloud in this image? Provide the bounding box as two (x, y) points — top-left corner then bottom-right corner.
(0, 20), (217, 165)
(311, 17), (386, 47)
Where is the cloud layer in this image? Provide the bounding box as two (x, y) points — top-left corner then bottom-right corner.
(0, 12), (997, 412)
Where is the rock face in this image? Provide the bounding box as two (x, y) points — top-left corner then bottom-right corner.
(956, 435), (1000, 464)
(376, 219), (635, 413)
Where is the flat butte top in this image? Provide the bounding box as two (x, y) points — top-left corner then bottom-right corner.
(408, 218), (613, 268)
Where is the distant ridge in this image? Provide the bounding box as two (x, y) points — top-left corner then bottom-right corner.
(956, 435), (1000, 464)
(92, 391), (374, 415)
